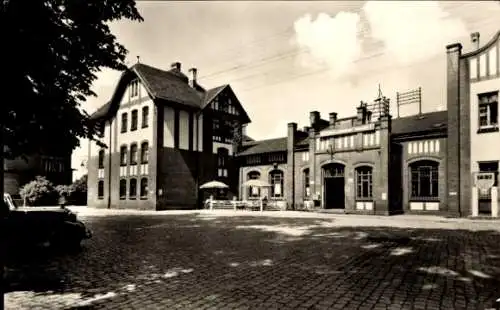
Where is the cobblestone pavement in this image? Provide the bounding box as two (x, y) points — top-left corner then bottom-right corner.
(5, 210), (500, 310)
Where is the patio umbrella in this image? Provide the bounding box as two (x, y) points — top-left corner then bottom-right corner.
(199, 180), (229, 189)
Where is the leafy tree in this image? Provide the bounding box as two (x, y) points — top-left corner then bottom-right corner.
(0, 1), (143, 306)
(20, 176), (58, 206)
(71, 174), (88, 194)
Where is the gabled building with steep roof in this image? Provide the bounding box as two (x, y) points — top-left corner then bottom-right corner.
(87, 62), (251, 210)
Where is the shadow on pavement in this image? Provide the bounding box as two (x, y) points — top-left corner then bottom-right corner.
(4, 213), (500, 309)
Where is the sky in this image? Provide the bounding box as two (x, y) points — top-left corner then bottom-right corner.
(72, 0), (500, 180)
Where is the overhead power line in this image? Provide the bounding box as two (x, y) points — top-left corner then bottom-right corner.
(197, 2), (474, 81)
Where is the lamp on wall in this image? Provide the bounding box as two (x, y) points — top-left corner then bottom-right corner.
(326, 143), (335, 160)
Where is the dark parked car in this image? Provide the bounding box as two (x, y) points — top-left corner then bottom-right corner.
(2, 193), (92, 250)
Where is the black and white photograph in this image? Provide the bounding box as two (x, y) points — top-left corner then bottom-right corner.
(2, 1), (500, 309)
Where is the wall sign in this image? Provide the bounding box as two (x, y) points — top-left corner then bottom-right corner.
(449, 192), (457, 196)
(381, 192), (387, 200)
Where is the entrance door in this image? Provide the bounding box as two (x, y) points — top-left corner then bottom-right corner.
(323, 164), (345, 209)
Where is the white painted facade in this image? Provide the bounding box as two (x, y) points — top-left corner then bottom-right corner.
(467, 36), (500, 217)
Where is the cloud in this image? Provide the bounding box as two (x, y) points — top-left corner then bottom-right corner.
(293, 11), (362, 78)
(363, 1), (467, 65)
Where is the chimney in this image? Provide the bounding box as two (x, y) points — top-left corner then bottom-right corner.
(188, 68), (198, 87)
(242, 124), (247, 137)
(309, 111), (320, 127)
(471, 32), (480, 50)
(366, 110), (373, 123)
(356, 104), (366, 124)
(170, 62), (181, 71)
(329, 112), (337, 126)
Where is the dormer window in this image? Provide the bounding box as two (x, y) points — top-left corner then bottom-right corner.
(130, 80), (139, 98)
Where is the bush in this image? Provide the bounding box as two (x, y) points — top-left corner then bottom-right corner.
(19, 176), (58, 206)
(69, 174), (87, 205)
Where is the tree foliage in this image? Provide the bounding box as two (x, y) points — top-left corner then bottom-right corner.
(20, 176), (58, 206)
(0, 0), (144, 159)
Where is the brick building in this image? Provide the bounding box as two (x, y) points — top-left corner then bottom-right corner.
(446, 31), (500, 217)
(237, 96), (448, 215)
(88, 30), (499, 217)
(236, 30), (499, 217)
(4, 150), (72, 197)
(87, 62), (251, 210)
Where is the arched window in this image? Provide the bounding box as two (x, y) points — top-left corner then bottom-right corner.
(98, 149), (105, 169)
(120, 145), (128, 166)
(217, 148), (228, 178)
(98, 180), (104, 199)
(142, 106), (149, 128)
(130, 143), (138, 165)
(140, 178), (148, 198)
(119, 179), (127, 200)
(121, 112), (128, 133)
(355, 166), (373, 200)
(303, 168), (310, 199)
(247, 171), (261, 198)
(410, 160), (439, 200)
(129, 178), (137, 199)
(131, 109), (138, 131)
(141, 142), (149, 164)
(269, 170), (284, 198)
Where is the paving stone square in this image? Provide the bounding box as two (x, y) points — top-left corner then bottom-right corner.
(4, 210), (500, 309)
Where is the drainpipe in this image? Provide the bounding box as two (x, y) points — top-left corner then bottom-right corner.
(195, 111), (201, 209)
(107, 118), (113, 209)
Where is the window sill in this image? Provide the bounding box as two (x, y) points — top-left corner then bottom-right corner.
(120, 164), (127, 167)
(98, 197), (104, 200)
(140, 162), (149, 165)
(477, 127), (499, 134)
(130, 163), (137, 166)
(119, 197), (126, 200)
(129, 197), (137, 200)
(355, 198), (373, 202)
(409, 198), (440, 202)
(142, 125), (149, 129)
(131, 128), (138, 132)
(120, 131), (127, 134)
(140, 197), (148, 200)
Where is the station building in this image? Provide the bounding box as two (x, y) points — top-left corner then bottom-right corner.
(87, 30), (500, 217)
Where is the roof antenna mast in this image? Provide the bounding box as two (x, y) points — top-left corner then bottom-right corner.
(136, 55), (140, 64)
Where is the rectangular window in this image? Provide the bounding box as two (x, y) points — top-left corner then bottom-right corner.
(130, 144), (138, 165)
(410, 163), (439, 200)
(98, 181), (104, 199)
(119, 179), (127, 200)
(141, 142), (149, 164)
(478, 92), (499, 132)
(140, 178), (148, 199)
(120, 146), (128, 166)
(355, 167), (373, 200)
(129, 178), (137, 199)
(142, 106), (149, 128)
(303, 169), (310, 199)
(478, 161), (499, 187)
(98, 150), (105, 169)
(121, 113), (128, 133)
(131, 110), (138, 131)
(130, 80), (139, 98)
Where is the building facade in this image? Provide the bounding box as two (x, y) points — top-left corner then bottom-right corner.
(237, 31), (500, 218)
(4, 151), (72, 197)
(87, 62), (251, 210)
(446, 31), (500, 217)
(88, 31), (500, 217)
